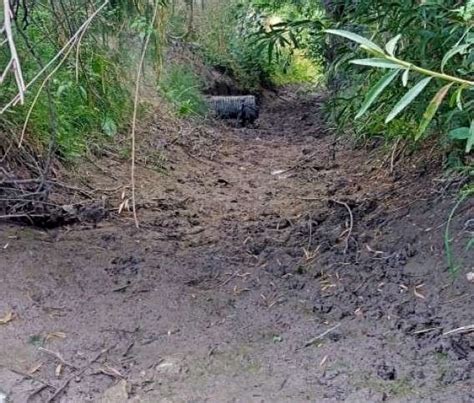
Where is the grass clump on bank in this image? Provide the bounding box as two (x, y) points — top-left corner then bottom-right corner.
(159, 64), (208, 117)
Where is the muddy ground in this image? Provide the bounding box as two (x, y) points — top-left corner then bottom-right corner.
(0, 90), (473, 402)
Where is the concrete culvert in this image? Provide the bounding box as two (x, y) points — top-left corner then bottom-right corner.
(207, 95), (259, 126)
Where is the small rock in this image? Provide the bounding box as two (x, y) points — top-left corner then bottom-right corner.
(155, 358), (181, 376)
(466, 272), (474, 283)
(99, 380), (128, 403)
(0, 390), (7, 403)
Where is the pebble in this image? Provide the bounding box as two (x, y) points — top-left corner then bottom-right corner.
(466, 272), (474, 283)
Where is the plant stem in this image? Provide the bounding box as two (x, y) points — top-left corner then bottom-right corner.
(384, 55), (474, 87)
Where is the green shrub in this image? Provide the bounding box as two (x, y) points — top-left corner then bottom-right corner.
(186, 0), (321, 91)
(159, 64), (208, 117)
(0, 1), (164, 160)
(322, 1), (473, 151)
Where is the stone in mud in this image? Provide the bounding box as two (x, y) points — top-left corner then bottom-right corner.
(155, 357), (182, 376)
(99, 380), (128, 402)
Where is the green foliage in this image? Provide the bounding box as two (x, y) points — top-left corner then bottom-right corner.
(189, 1), (269, 90)
(449, 123), (474, 153)
(0, 0), (165, 160)
(271, 50), (322, 86)
(159, 64), (208, 117)
(321, 1), (473, 156)
(326, 27), (473, 152)
(188, 0), (320, 91)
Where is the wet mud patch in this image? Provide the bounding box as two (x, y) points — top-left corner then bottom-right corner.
(0, 89), (472, 402)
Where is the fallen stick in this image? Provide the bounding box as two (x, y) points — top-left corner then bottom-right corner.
(38, 347), (77, 370)
(443, 324), (474, 337)
(304, 323), (341, 348)
(297, 197), (355, 254)
(46, 347), (110, 403)
(331, 200), (354, 254)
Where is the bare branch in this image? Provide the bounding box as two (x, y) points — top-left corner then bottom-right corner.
(1, 0), (26, 103)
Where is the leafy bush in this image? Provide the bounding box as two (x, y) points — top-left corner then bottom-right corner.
(321, 1), (473, 153)
(326, 28), (473, 142)
(0, 1), (164, 160)
(185, 0), (320, 91)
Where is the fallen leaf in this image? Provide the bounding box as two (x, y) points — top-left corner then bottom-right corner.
(414, 284), (426, 299)
(46, 332), (67, 342)
(466, 272), (474, 283)
(271, 169), (288, 176)
(55, 363), (62, 378)
(0, 311), (14, 325)
(319, 355), (328, 367)
(99, 364), (124, 379)
(99, 379), (128, 402)
(28, 363), (43, 374)
(365, 244), (385, 255)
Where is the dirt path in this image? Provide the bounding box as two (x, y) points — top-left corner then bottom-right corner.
(0, 90), (473, 402)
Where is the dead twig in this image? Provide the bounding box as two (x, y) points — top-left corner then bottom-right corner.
(331, 199), (354, 254)
(27, 385), (50, 402)
(9, 368), (55, 389)
(46, 347), (110, 403)
(303, 323), (341, 348)
(1, 0), (26, 103)
(443, 324), (474, 337)
(412, 327), (442, 335)
(297, 197), (355, 254)
(130, 0), (160, 228)
(38, 347), (77, 370)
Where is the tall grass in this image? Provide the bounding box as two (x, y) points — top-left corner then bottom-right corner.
(159, 64), (208, 117)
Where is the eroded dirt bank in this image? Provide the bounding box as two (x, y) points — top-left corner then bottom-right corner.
(0, 90), (473, 402)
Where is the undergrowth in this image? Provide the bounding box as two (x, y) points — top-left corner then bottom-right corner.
(187, 0), (321, 91)
(0, 1), (164, 161)
(159, 64), (208, 117)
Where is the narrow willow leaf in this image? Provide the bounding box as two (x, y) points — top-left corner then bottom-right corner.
(325, 29), (384, 54)
(441, 44), (470, 73)
(356, 69), (400, 119)
(350, 58), (401, 69)
(416, 83), (453, 140)
(402, 68), (409, 87)
(448, 127), (470, 140)
(385, 34), (402, 56)
(467, 121), (474, 154)
(386, 77), (432, 123)
(456, 85), (465, 111)
(268, 41), (274, 62)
